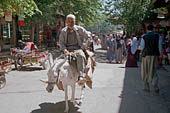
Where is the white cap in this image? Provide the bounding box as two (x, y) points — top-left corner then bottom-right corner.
(66, 14), (76, 20)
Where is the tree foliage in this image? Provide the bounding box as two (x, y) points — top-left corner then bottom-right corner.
(58, 0), (103, 25)
(104, 0), (153, 33)
(86, 18), (115, 35)
(25, 0), (103, 26)
(0, 0), (40, 17)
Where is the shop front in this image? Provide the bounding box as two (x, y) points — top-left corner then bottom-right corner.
(0, 17), (14, 51)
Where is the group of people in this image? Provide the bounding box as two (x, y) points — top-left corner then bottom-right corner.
(105, 33), (140, 67)
(106, 34), (126, 64)
(105, 23), (170, 94)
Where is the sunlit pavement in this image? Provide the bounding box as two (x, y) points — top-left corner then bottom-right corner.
(0, 47), (169, 113)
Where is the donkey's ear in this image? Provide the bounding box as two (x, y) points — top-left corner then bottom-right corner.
(56, 81), (64, 91)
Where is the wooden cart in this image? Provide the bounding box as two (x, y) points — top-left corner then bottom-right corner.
(11, 48), (49, 70)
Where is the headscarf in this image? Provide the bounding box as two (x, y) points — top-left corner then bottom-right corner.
(131, 37), (138, 54)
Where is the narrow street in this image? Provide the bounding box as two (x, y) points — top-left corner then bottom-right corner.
(0, 47), (169, 113)
(0, 1), (170, 113)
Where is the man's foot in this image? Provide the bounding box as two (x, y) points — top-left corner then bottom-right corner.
(143, 82), (150, 93)
(154, 85), (159, 95)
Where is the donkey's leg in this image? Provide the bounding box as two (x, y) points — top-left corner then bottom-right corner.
(79, 85), (85, 105)
(64, 84), (69, 113)
(80, 85), (85, 99)
(71, 83), (77, 105)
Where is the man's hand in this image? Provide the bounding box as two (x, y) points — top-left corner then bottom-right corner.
(64, 49), (69, 55)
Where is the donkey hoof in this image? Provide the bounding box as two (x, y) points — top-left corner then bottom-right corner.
(78, 101), (82, 106)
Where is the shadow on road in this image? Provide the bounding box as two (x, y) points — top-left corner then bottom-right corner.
(0, 90), (44, 94)
(118, 67), (146, 113)
(17, 66), (44, 71)
(31, 101), (81, 113)
(118, 65), (170, 113)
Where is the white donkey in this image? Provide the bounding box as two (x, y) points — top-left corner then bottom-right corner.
(41, 52), (95, 113)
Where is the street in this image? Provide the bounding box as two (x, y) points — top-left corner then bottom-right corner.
(1, 1), (170, 113)
(0, 48), (170, 113)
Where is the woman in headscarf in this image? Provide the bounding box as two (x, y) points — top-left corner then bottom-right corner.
(125, 37), (138, 67)
(114, 35), (126, 64)
(106, 34), (114, 63)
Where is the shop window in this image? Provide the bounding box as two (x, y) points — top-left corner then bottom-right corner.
(2, 22), (12, 45)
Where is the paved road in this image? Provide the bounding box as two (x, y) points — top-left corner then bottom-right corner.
(0, 48), (169, 113)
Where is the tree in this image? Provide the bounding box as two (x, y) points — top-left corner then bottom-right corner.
(0, 0), (40, 17)
(104, 0), (152, 33)
(0, 0), (41, 47)
(57, 0), (103, 25)
(86, 18), (115, 35)
(25, 0), (103, 26)
(24, 0), (104, 42)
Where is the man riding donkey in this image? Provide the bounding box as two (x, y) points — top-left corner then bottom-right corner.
(59, 14), (95, 87)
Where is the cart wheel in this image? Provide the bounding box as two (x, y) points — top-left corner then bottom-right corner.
(14, 61), (18, 69)
(17, 58), (23, 70)
(0, 76), (6, 89)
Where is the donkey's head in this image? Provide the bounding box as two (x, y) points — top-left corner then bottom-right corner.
(45, 59), (67, 93)
(46, 69), (58, 93)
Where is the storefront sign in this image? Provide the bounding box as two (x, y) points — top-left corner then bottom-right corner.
(18, 20), (24, 26)
(5, 11), (12, 22)
(18, 16), (24, 26)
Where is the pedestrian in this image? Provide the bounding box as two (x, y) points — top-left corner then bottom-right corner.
(140, 24), (160, 94)
(125, 37), (138, 67)
(158, 32), (164, 67)
(101, 35), (107, 49)
(114, 35), (126, 64)
(59, 14), (90, 81)
(106, 34), (114, 63)
(165, 31), (170, 41)
(85, 32), (94, 52)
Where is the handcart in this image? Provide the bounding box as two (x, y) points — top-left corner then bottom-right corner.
(10, 42), (49, 70)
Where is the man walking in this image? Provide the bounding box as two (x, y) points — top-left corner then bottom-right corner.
(59, 14), (90, 80)
(140, 24), (160, 94)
